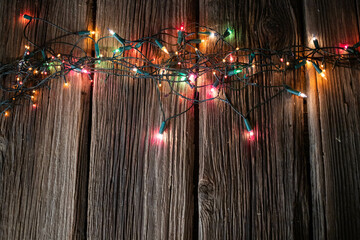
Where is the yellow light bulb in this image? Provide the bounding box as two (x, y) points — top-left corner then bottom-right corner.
(64, 82), (69, 87)
(161, 47), (169, 54)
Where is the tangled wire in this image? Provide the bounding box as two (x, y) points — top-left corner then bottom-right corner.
(1, 14), (359, 137)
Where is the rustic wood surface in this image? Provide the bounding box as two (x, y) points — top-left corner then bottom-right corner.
(0, 0), (92, 239)
(0, 0), (359, 239)
(304, 0), (360, 239)
(198, 0), (310, 239)
(87, 0), (196, 239)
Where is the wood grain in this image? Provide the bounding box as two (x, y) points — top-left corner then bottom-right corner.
(87, 0), (197, 239)
(304, 0), (360, 239)
(198, 0), (311, 239)
(0, 1), (92, 239)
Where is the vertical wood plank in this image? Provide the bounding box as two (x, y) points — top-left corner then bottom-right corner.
(304, 0), (360, 239)
(198, 0), (311, 239)
(0, 1), (92, 239)
(88, 0), (196, 239)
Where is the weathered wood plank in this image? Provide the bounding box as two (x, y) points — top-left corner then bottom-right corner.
(304, 0), (360, 239)
(88, 0), (196, 239)
(198, 0), (311, 239)
(0, 1), (92, 239)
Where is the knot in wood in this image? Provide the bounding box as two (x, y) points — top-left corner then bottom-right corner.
(198, 179), (214, 215)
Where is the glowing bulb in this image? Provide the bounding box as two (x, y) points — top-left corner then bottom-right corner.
(312, 37), (317, 41)
(249, 130), (254, 137)
(28, 67), (32, 71)
(280, 58), (284, 62)
(230, 55), (234, 62)
(286, 62), (290, 66)
(194, 48), (198, 51)
(4, 111), (9, 117)
(209, 32), (215, 38)
(236, 47), (239, 50)
(81, 69), (89, 74)
(32, 90), (36, 94)
(345, 45), (348, 50)
(321, 64), (324, 68)
(91, 31), (96, 35)
(223, 59), (226, 62)
(159, 83), (162, 87)
(109, 29), (115, 35)
(213, 71), (216, 75)
(320, 72), (326, 78)
(201, 39), (205, 43)
(32, 104), (36, 108)
(180, 26), (184, 31)
(178, 62), (181, 65)
(25, 45), (30, 50)
(157, 133), (164, 140)
(252, 64), (255, 68)
(175, 51), (178, 55)
(189, 74), (196, 84)
(64, 82), (69, 87)
(299, 93), (307, 98)
(157, 121), (166, 140)
(162, 47), (169, 54)
(132, 67), (138, 72)
(31, 95), (34, 99)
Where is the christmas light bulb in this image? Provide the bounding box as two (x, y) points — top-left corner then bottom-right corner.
(132, 67), (138, 72)
(4, 111), (9, 117)
(109, 29), (125, 45)
(189, 74), (196, 84)
(209, 32), (215, 38)
(81, 69), (89, 74)
(157, 121), (166, 140)
(299, 93), (307, 98)
(223, 28), (232, 38)
(162, 47), (169, 54)
(155, 40), (169, 54)
(243, 118), (253, 137)
(312, 37), (319, 48)
(23, 14), (32, 20)
(285, 86), (307, 98)
(280, 58), (284, 62)
(32, 103), (36, 108)
(249, 130), (254, 137)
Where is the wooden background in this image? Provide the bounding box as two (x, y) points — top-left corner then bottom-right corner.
(0, 0), (359, 239)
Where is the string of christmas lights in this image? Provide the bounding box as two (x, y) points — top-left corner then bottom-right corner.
(1, 14), (360, 140)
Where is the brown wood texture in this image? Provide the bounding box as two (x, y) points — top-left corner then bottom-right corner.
(198, 0), (311, 239)
(0, 0), (359, 239)
(87, 0), (196, 239)
(304, 0), (360, 239)
(0, 0), (92, 239)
